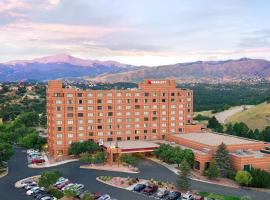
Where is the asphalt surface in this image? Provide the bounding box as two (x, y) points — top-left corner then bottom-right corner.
(0, 146), (269, 200)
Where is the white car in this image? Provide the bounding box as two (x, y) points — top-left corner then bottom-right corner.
(26, 187), (40, 195)
(54, 178), (68, 186)
(41, 197), (57, 200)
(182, 192), (194, 200)
(61, 183), (74, 191)
(97, 194), (111, 200)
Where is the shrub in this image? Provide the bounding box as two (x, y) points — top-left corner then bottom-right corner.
(249, 167), (270, 188)
(204, 159), (220, 179)
(38, 170), (62, 189)
(48, 188), (64, 199)
(63, 188), (77, 197)
(235, 170), (252, 186)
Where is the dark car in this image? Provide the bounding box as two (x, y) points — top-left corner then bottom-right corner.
(164, 191), (181, 200)
(132, 184), (146, 192)
(33, 191), (47, 198)
(92, 192), (101, 199)
(141, 185), (158, 195)
(35, 193), (51, 200)
(155, 189), (170, 198)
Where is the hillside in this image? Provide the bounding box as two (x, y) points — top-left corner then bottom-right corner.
(92, 58), (270, 83)
(225, 102), (270, 130)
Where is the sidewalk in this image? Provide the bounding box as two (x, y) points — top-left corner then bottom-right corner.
(81, 164), (139, 173)
(29, 158), (78, 168)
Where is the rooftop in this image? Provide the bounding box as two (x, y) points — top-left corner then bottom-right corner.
(174, 132), (258, 146)
(103, 140), (159, 150)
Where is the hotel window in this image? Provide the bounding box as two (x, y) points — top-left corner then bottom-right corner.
(126, 130), (131, 134)
(88, 113), (94, 117)
(188, 109), (191, 112)
(144, 111), (149, 115)
(152, 123), (157, 127)
(68, 141), (72, 144)
(152, 99), (157, 103)
(171, 123), (175, 127)
(77, 93), (83, 97)
(117, 137), (122, 141)
(152, 117), (158, 121)
(126, 112), (131, 116)
(67, 107), (73, 111)
(162, 99), (166, 102)
(97, 99), (102, 103)
(56, 113), (62, 118)
(171, 98), (175, 102)
(179, 116), (183, 120)
(97, 119), (103, 123)
(67, 120), (73, 125)
(135, 105), (140, 109)
(171, 105), (176, 108)
(57, 134), (62, 138)
(162, 117), (166, 121)
(187, 97), (191, 102)
(171, 129), (175, 132)
(144, 117), (149, 121)
(135, 99), (139, 103)
(56, 106), (62, 111)
(78, 99), (83, 104)
(171, 111), (176, 114)
(135, 130), (140, 134)
(127, 136), (131, 140)
(67, 93), (73, 97)
(162, 123), (166, 127)
(161, 129), (166, 133)
(107, 93), (112, 97)
(78, 119), (83, 124)
(88, 126), (93, 130)
(116, 112), (122, 116)
(107, 118), (113, 123)
(107, 138), (113, 141)
(135, 118), (140, 122)
(171, 92), (175, 96)
(57, 141), (62, 145)
(78, 106), (83, 111)
(144, 123), (148, 128)
(97, 106), (102, 110)
(144, 99), (148, 103)
(107, 99), (112, 103)
(88, 99), (93, 104)
(98, 132), (103, 136)
(56, 120), (62, 125)
(117, 124), (122, 129)
(179, 110), (184, 114)
(179, 104), (184, 108)
(78, 126), (84, 131)
(97, 125), (103, 130)
(187, 103), (191, 108)
(162, 111), (166, 115)
(135, 112), (140, 116)
(126, 105), (131, 109)
(78, 113), (83, 117)
(56, 100), (62, 104)
(144, 105), (150, 109)
(187, 114), (191, 118)
(116, 92), (122, 97)
(152, 129), (157, 133)
(117, 118), (122, 122)
(179, 122), (184, 126)
(117, 131), (121, 135)
(135, 93), (140, 96)
(135, 124), (140, 128)
(67, 100), (73, 104)
(117, 99), (122, 103)
(194, 161), (200, 170)
(88, 119), (94, 124)
(153, 111), (157, 115)
(117, 105), (122, 110)
(170, 116), (175, 120)
(89, 132), (94, 136)
(126, 118), (131, 122)
(67, 127), (73, 131)
(144, 92), (149, 97)
(107, 125), (113, 129)
(135, 136), (139, 140)
(187, 119), (191, 124)
(98, 112), (103, 117)
(87, 93), (93, 97)
(126, 93), (131, 97)
(126, 124), (131, 128)
(97, 93), (103, 97)
(179, 128), (184, 133)
(88, 106), (94, 110)
(126, 99), (131, 103)
(162, 105), (166, 109)
(162, 92), (166, 96)
(78, 133), (84, 137)
(144, 130), (147, 133)
(108, 106), (113, 110)
(153, 92), (157, 97)
(68, 134), (73, 138)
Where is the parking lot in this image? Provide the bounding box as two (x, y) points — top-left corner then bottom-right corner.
(26, 149), (46, 165)
(1, 146), (269, 200)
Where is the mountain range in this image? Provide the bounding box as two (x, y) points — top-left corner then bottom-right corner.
(1, 54), (270, 83)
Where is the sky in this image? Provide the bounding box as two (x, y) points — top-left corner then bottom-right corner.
(0, 0), (270, 66)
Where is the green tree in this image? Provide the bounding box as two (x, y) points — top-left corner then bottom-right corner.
(16, 112), (39, 127)
(63, 188), (77, 197)
(94, 151), (106, 164)
(177, 160), (191, 190)
(18, 132), (46, 150)
(240, 196), (252, 200)
(204, 159), (220, 179)
(82, 192), (95, 200)
(38, 170), (62, 189)
(183, 149), (194, 167)
(173, 146), (184, 167)
(0, 142), (14, 167)
(68, 140), (100, 155)
(80, 153), (94, 164)
(215, 143), (232, 177)
(120, 154), (138, 166)
(48, 188), (64, 199)
(235, 170), (252, 186)
(249, 168), (270, 188)
(207, 117), (223, 132)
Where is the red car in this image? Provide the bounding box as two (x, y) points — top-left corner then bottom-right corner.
(92, 192), (101, 199)
(141, 185), (158, 195)
(194, 195), (204, 200)
(56, 181), (71, 189)
(31, 158), (45, 163)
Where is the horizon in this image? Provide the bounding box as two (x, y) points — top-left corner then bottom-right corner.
(0, 0), (270, 65)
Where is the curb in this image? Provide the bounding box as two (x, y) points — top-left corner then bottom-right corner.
(0, 167), (8, 178)
(14, 175), (41, 188)
(28, 159), (79, 168)
(81, 165), (140, 174)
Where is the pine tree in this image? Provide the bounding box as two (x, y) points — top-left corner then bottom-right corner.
(204, 159), (220, 179)
(177, 160), (191, 190)
(215, 143), (232, 177)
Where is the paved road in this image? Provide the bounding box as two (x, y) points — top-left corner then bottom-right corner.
(0, 147), (269, 200)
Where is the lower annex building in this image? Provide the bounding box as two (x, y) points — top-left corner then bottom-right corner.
(47, 79), (270, 173)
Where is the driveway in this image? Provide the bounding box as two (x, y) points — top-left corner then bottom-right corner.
(0, 146), (269, 200)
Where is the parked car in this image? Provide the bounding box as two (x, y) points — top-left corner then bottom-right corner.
(182, 193), (194, 200)
(24, 183), (37, 190)
(154, 188), (170, 198)
(27, 149), (39, 155)
(61, 183), (74, 191)
(141, 185), (158, 195)
(41, 196), (57, 200)
(26, 186), (41, 195)
(31, 158), (45, 164)
(21, 180), (36, 187)
(56, 180), (71, 189)
(194, 196), (204, 200)
(132, 184), (146, 192)
(164, 191), (181, 200)
(92, 192), (101, 199)
(35, 193), (51, 200)
(97, 194), (111, 200)
(54, 178), (68, 186)
(33, 191), (47, 198)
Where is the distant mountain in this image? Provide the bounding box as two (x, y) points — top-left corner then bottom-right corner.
(91, 58), (270, 83)
(0, 54), (135, 81)
(1, 55), (270, 83)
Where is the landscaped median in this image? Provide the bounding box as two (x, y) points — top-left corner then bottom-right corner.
(80, 163), (139, 173)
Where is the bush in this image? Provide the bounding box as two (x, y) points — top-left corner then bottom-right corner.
(48, 188), (64, 199)
(99, 176), (112, 182)
(204, 159), (220, 179)
(68, 140), (100, 155)
(82, 192), (94, 200)
(63, 188), (77, 197)
(120, 154), (138, 166)
(235, 170), (252, 186)
(249, 168), (270, 188)
(38, 170), (62, 189)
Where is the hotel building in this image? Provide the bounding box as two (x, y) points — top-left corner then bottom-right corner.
(47, 79), (270, 173)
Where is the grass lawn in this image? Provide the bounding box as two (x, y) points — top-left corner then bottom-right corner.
(0, 118), (2, 125)
(197, 191), (240, 200)
(226, 102), (270, 130)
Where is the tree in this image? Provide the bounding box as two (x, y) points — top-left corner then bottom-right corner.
(18, 132), (46, 150)
(177, 160), (191, 190)
(183, 149), (194, 167)
(38, 170), (62, 189)
(48, 188), (64, 199)
(63, 188), (77, 197)
(80, 153), (94, 164)
(240, 196), (252, 200)
(215, 143), (232, 177)
(207, 117), (223, 132)
(173, 146), (184, 167)
(235, 170), (252, 186)
(68, 140), (100, 155)
(16, 112), (39, 127)
(204, 159), (220, 179)
(82, 192), (95, 200)
(120, 154), (138, 166)
(0, 142), (14, 167)
(94, 151), (106, 164)
(249, 167), (270, 188)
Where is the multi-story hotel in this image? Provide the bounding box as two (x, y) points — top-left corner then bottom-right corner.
(47, 79), (270, 174)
